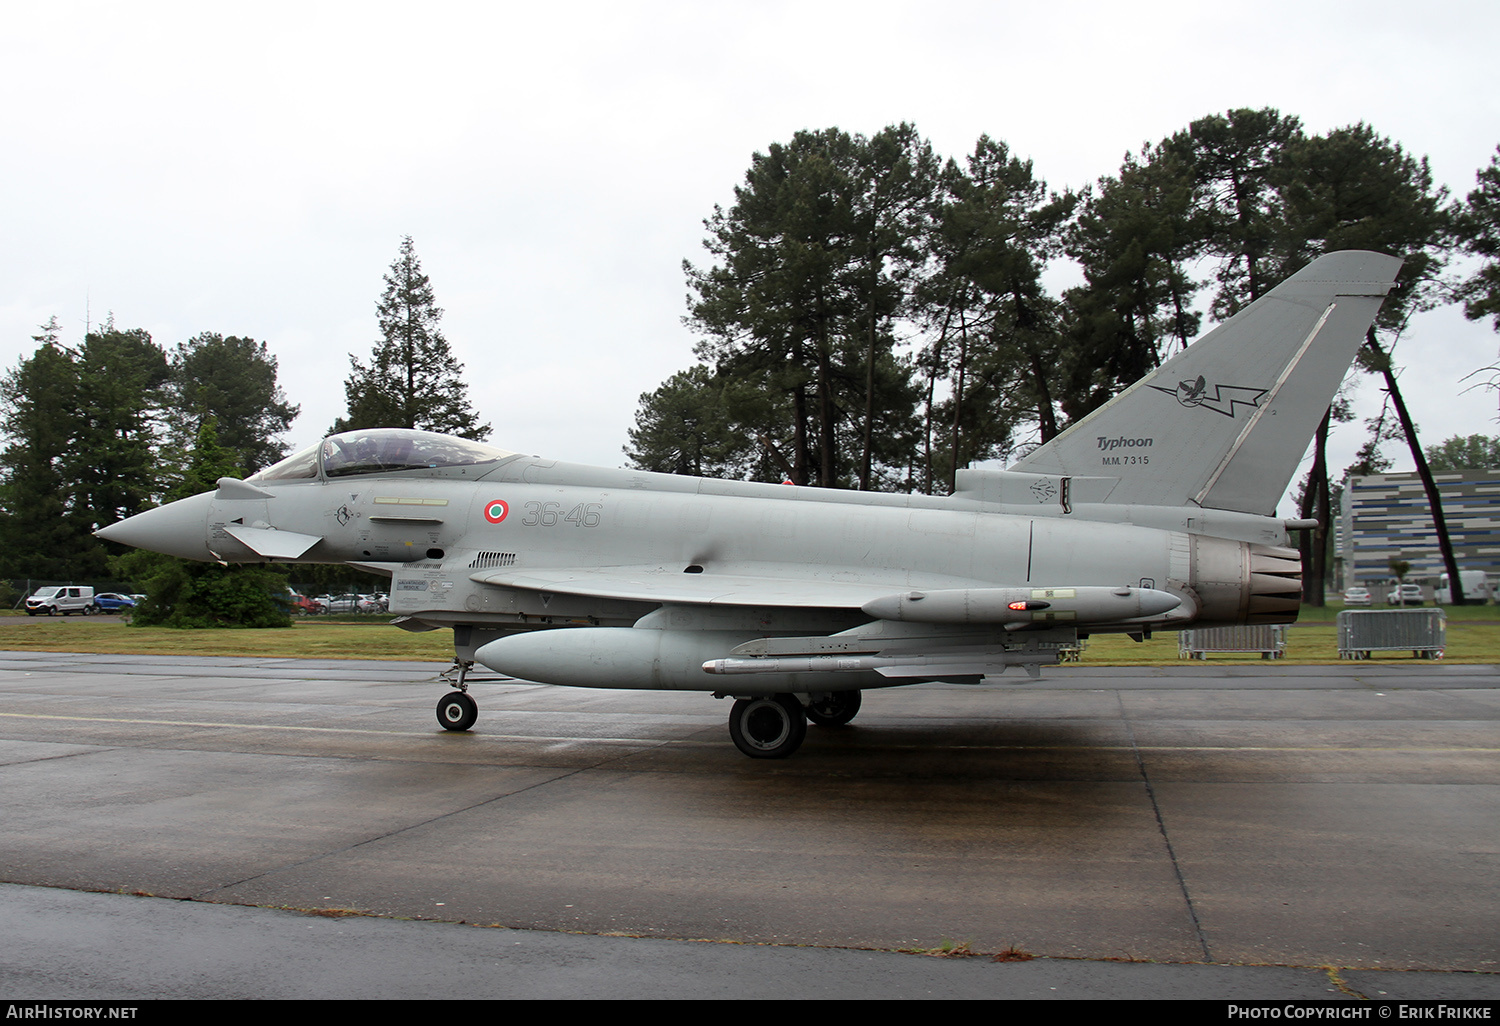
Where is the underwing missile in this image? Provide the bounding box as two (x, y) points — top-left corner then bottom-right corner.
(860, 585), (1182, 627)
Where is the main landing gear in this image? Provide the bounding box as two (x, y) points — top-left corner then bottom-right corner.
(805, 690), (861, 727)
(726, 690), (862, 759)
(432, 675), (863, 759)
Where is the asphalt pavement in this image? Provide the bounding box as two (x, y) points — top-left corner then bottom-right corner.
(0, 651), (1496, 1000)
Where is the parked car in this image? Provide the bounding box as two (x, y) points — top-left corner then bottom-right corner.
(1342, 586), (1372, 606)
(1387, 583), (1424, 606)
(90, 592), (137, 614)
(319, 593), (360, 614)
(26, 586), (95, 616)
(287, 591), (323, 615)
(357, 593), (388, 614)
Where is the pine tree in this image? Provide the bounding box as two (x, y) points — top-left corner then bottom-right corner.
(1062, 141), (1201, 420)
(0, 319), (169, 580)
(1458, 147), (1500, 330)
(916, 137), (1075, 489)
(69, 324), (170, 549)
(1166, 108), (1305, 317)
(686, 128), (932, 489)
(686, 130), (861, 486)
(624, 365), (771, 480)
(1424, 434), (1500, 471)
(0, 319), (93, 579)
(166, 333), (300, 474)
(339, 237), (490, 440)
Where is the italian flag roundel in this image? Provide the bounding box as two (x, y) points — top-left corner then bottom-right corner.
(483, 499), (509, 524)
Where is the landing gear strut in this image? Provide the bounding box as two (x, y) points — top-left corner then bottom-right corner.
(728, 694), (806, 759)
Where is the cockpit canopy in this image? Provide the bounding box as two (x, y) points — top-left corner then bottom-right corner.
(249, 429), (518, 482)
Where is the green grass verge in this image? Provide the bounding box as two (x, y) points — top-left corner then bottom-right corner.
(0, 617), (454, 661)
(0, 606), (1494, 665)
(1082, 622), (1499, 665)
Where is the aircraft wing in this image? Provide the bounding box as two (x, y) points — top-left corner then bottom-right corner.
(470, 565), (1184, 628)
(469, 564), (961, 608)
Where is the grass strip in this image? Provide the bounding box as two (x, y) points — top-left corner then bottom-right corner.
(1, 609), (1494, 666)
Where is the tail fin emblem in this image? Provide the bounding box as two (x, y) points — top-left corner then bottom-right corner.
(1151, 379), (1268, 418)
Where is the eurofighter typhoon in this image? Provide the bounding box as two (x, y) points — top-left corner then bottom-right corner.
(97, 251), (1401, 758)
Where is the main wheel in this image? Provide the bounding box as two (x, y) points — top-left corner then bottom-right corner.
(805, 690), (862, 727)
(728, 694), (807, 759)
(436, 690), (478, 731)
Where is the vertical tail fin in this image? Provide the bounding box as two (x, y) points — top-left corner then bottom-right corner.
(1011, 250), (1402, 515)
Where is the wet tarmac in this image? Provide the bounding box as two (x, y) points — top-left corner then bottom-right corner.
(0, 651), (1496, 999)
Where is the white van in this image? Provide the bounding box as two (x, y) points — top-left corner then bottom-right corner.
(26, 586), (96, 616)
(1438, 571), (1493, 605)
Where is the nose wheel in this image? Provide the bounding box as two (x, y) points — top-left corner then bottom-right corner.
(436, 690), (478, 731)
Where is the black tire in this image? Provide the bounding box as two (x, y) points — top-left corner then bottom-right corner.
(436, 691), (478, 732)
(728, 694), (807, 759)
(83, 605), (94, 616)
(805, 690), (862, 727)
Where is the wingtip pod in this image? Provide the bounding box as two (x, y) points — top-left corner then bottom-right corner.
(1012, 249), (1403, 517)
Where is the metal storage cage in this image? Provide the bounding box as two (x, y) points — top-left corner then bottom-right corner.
(1336, 608), (1446, 659)
(1178, 625), (1288, 659)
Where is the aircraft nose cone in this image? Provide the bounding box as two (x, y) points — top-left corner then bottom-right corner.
(95, 492), (216, 561)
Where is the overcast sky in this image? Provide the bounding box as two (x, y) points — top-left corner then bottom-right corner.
(2, 0), (1496, 515)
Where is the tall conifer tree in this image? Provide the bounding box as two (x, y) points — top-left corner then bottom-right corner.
(1458, 147), (1500, 330)
(340, 237), (490, 440)
(0, 319), (92, 579)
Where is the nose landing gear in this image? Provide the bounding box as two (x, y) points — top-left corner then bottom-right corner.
(436, 659), (478, 731)
(436, 690), (478, 731)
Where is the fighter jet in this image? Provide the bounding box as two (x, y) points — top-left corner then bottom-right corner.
(97, 250), (1401, 758)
